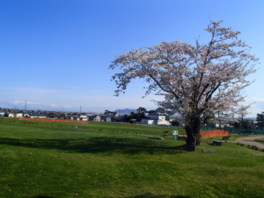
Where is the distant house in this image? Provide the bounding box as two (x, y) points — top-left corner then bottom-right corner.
(92, 115), (102, 122)
(29, 113), (47, 119)
(79, 114), (88, 121)
(8, 113), (15, 118)
(0, 111), (5, 117)
(104, 116), (113, 122)
(71, 115), (80, 121)
(16, 112), (24, 118)
(23, 113), (30, 118)
(87, 115), (101, 122)
(141, 119), (156, 125)
(150, 115), (171, 126)
(141, 114), (171, 126)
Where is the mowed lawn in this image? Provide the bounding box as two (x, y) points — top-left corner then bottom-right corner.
(0, 118), (264, 198)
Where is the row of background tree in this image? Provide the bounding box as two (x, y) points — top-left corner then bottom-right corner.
(106, 107), (264, 131)
(104, 107), (168, 122)
(197, 111), (264, 131)
(2, 106), (264, 131)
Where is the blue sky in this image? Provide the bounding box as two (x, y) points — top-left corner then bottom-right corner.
(0, 0), (264, 116)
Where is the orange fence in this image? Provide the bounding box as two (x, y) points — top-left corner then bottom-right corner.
(20, 118), (87, 124)
(200, 129), (229, 138)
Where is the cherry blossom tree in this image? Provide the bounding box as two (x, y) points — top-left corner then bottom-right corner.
(109, 21), (257, 151)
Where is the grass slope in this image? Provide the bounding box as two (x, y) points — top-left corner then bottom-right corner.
(0, 118), (264, 198)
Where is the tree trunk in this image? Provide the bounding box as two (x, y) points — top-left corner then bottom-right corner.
(184, 114), (201, 151)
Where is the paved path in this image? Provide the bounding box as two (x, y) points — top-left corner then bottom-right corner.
(234, 135), (264, 150)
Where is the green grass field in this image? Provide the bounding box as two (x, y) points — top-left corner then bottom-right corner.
(0, 118), (264, 198)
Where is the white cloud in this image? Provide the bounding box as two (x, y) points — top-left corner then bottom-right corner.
(9, 100), (73, 110)
(247, 97), (264, 103)
(3, 86), (263, 115)
(1, 86), (159, 112)
(244, 97), (264, 117)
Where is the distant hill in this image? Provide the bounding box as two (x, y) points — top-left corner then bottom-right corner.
(115, 108), (137, 114)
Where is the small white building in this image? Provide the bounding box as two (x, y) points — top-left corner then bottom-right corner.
(8, 113), (15, 118)
(29, 114), (47, 119)
(142, 115), (171, 126)
(79, 115), (88, 121)
(16, 113), (24, 118)
(157, 116), (171, 126)
(23, 113), (30, 118)
(141, 119), (156, 125)
(93, 115), (102, 122)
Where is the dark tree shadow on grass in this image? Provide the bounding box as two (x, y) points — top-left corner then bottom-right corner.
(0, 137), (186, 155)
(126, 193), (192, 198)
(31, 196), (54, 198)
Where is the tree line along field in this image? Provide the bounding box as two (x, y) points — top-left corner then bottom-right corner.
(0, 118), (264, 198)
